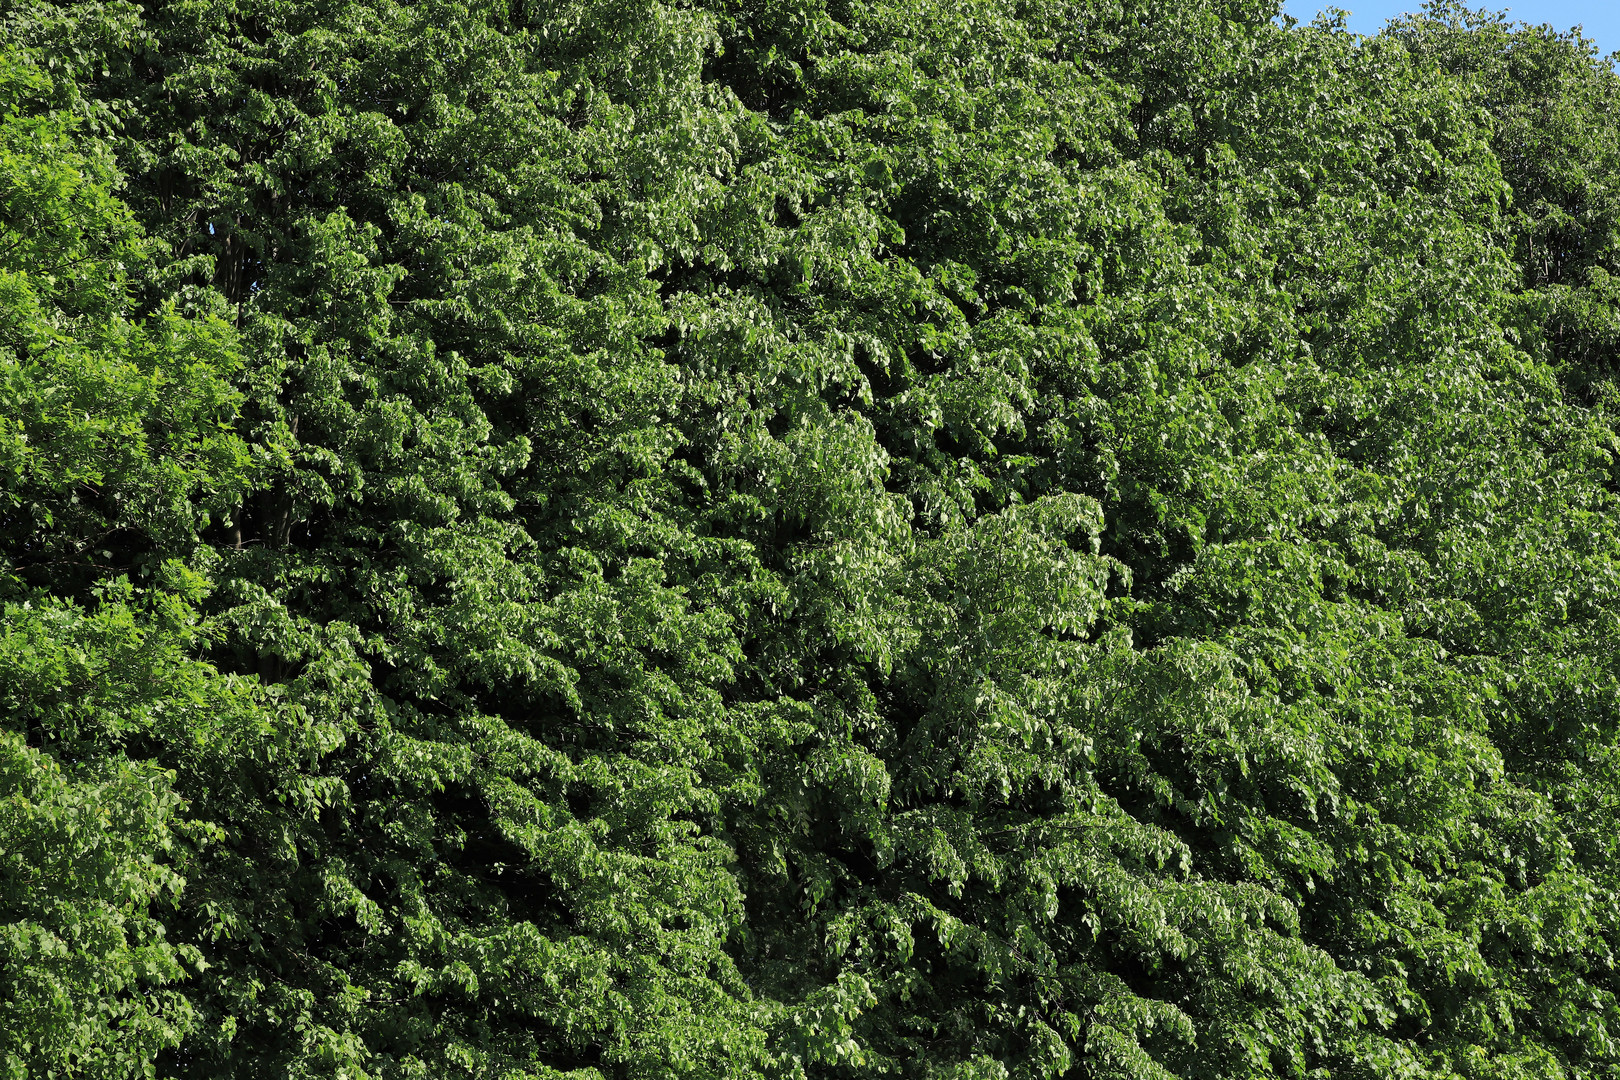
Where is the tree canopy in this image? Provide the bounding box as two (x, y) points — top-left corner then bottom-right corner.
(3, 0), (1620, 1078)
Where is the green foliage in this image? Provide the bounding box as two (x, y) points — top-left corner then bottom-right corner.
(1, 726), (194, 1080)
(0, 40), (263, 1079)
(3, 1), (1620, 1079)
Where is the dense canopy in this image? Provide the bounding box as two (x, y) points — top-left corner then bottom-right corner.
(3, 0), (1620, 1078)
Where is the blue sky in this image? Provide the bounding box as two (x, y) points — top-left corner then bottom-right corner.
(1278, 0), (1619, 58)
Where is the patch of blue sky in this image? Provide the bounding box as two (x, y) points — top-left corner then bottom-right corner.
(1278, 0), (1618, 60)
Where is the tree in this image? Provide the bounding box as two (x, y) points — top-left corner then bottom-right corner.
(6, 1), (1620, 1078)
(0, 41), (258, 1080)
